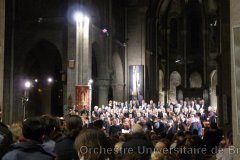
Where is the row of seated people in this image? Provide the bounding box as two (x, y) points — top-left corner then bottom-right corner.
(0, 113), (234, 160)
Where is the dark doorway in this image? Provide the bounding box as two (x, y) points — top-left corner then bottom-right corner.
(24, 40), (63, 116)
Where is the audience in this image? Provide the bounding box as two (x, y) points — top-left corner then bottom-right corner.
(74, 128), (114, 160)
(54, 114), (82, 160)
(2, 117), (55, 160)
(0, 121), (13, 159)
(0, 97), (228, 160)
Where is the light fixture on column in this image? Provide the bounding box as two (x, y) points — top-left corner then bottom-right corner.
(102, 28), (109, 36)
(24, 81), (31, 89)
(23, 80), (31, 120)
(74, 11), (90, 24)
(88, 79), (93, 85)
(47, 77), (53, 83)
(74, 12), (84, 22)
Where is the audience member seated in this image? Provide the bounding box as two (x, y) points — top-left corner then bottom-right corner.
(0, 121), (13, 159)
(203, 121), (223, 155)
(2, 117), (55, 160)
(54, 115), (82, 160)
(122, 123), (154, 160)
(216, 131), (234, 160)
(74, 128), (114, 160)
(9, 122), (22, 143)
(41, 115), (58, 152)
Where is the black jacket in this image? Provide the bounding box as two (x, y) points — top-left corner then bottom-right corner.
(122, 133), (154, 160)
(0, 122), (13, 159)
(2, 141), (55, 160)
(54, 135), (78, 160)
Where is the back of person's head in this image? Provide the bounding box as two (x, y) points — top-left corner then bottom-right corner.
(0, 122), (13, 158)
(74, 128), (113, 160)
(122, 153), (142, 160)
(131, 123), (143, 134)
(114, 141), (124, 153)
(22, 117), (45, 142)
(41, 115), (57, 137)
(158, 138), (171, 150)
(210, 121), (218, 130)
(9, 122), (22, 143)
(151, 151), (164, 160)
(93, 119), (104, 129)
(65, 115), (83, 139)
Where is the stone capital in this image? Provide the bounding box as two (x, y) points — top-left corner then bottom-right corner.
(95, 79), (111, 87)
(112, 83), (125, 89)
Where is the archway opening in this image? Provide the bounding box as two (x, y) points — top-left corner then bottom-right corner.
(190, 72), (202, 88)
(169, 71), (181, 103)
(159, 69), (164, 104)
(24, 40), (63, 117)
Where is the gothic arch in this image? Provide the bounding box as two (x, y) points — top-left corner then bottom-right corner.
(189, 72), (202, 88)
(24, 39), (63, 117)
(169, 71), (181, 102)
(159, 69), (165, 103)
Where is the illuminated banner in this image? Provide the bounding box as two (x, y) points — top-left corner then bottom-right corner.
(129, 65), (144, 101)
(75, 85), (90, 111)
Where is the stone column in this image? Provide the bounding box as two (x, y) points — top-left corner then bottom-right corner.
(0, 0), (5, 121)
(202, 29), (208, 85)
(97, 79), (110, 106)
(166, 29), (170, 102)
(67, 1), (91, 106)
(183, 8), (187, 88)
(230, 0), (240, 155)
(76, 14), (91, 85)
(67, 1), (77, 105)
(112, 83), (125, 102)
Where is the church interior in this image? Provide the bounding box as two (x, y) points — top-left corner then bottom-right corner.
(0, 0), (240, 158)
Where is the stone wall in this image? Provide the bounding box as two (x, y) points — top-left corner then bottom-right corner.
(0, 0), (4, 119)
(230, 0), (240, 158)
(126, 6), (147, 100)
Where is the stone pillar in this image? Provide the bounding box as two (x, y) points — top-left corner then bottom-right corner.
(219, 0), (231, 130)
(67, 1), (91, 106)
(112, 84), (125, 102)
(203, 29), (208, 85)
(183, 8), (187, 88)
(97, 79), (110, 106)
(0, 0), (5, 121)
(75, 14), (91, 85)
(230, 0), (240, 156)
(67, 1), (77, 105)
(166, 29), (170, 102)
(76, 17), (91, 85)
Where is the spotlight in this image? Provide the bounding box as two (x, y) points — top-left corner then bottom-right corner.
(34, 79), (38, 83)
(74, 11), (84, 22)
(74, 12), (90, 24)
(47, 77), (53, 83)
(88, 79), (93, 85)
(24, 81), (31, 89)
(102, 28), (109, 36)
(102, 28), (108, 33)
